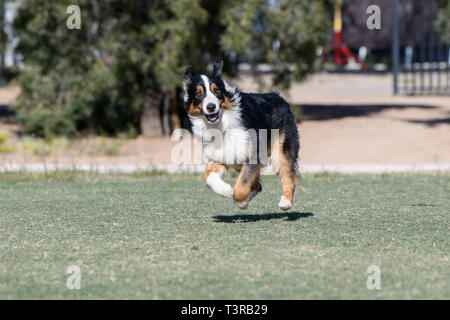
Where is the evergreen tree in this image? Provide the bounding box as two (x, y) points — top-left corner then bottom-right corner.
(436, 0), (450, 44)
(12, 0), (329, 138)
(0, 0), (7, 73)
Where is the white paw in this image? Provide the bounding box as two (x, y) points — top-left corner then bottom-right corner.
(206, 172), (233, 198)
(220, 184), (234, 198)
(278, 196), (292, 211)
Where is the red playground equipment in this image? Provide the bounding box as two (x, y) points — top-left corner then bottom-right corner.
(331, 4), (365, 69)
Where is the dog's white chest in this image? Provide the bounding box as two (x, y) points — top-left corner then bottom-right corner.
(203, 128), (249, 164)
(190, 106), (249, 165)
(191, 122), (249, 165)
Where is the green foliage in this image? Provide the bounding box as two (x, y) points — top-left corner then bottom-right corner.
(436, 1), (450, 44)
(0, 2), (5, 60)
(13, 0), (329, 137)
(0, 131), (14, 152)
(221, 0), (330, 89)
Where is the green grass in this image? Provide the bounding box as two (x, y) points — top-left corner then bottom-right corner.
(0, 172), (448, 299)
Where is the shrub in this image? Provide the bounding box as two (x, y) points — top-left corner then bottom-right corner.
(13, 0), (330, 138)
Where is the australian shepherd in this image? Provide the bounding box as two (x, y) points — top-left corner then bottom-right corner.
(183, 60), (300, 211)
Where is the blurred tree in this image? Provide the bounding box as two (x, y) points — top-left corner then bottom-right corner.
(222, 0), (330, 89)
(0, 0), (5, 73)
(13, 0), (329, 138)
(436, 0), (450, 44)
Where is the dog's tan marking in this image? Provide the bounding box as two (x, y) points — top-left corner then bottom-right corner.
(197, 85), (204, 96)
(188, 103), (201, 116)
(276, 135), (299, 209)
(220, 96), (234, 110)
(210, 82), (219, 94)
(188, 85), (204, 116)
(211, 82), (233, 110)
(204, 162), (227, 182)
(233, 164), (261, 203)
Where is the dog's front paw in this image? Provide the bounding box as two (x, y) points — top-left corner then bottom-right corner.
(220, 184), (234, 198)
(206, 172), (234, 198)
(209, 182), (234, 198)
(278, 196), (292, 211)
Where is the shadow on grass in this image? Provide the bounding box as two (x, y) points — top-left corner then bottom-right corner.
(410, 203), (436, 207)
(213, 211), (314, 223)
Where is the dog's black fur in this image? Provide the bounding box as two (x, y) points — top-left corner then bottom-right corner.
(238, 92), (300, 171)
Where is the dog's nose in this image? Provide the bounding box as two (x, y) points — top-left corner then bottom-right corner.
(206, 103), (216, 113)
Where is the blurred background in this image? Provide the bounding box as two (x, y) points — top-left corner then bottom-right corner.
(0, 0), (449, 168)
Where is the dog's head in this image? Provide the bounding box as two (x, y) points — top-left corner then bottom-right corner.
(183, 60), (236, 124)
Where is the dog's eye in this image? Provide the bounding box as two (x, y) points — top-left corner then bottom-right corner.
(213, 87), (220, 95)
(195, 90), (202, 99)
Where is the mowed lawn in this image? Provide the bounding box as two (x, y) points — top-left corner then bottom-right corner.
(0, 172), (448, 299)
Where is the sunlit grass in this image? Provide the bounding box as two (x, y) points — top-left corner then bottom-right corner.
(0, 173), (448, 299)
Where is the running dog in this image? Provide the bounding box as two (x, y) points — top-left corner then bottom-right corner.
(183, 60), (300, 210)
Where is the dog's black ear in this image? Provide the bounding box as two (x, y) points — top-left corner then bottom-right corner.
(212, 60), (223, 76)
(183, 65), (193, 84)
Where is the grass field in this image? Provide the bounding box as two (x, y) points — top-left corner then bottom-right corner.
(0, 171), (448, 299)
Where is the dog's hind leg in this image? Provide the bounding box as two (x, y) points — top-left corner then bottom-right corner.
(204, 162), (233, 198)
(233, 163), (262, 209)
(276, 135), (299, 211)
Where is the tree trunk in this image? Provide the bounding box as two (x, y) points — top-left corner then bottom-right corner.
(169, 89), (181, 131)
(161, 93), (170, 135)
(140, 89), (164, 138)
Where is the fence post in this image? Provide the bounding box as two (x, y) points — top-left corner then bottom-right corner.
(392, 0), (399, 94)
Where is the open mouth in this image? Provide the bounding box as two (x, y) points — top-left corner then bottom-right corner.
(205, 112), (220, 123)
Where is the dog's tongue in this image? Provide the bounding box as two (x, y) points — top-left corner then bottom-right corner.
(209, 114), (218, 121)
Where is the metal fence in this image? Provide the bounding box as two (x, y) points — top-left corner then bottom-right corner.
(392, 0), (450, 95)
